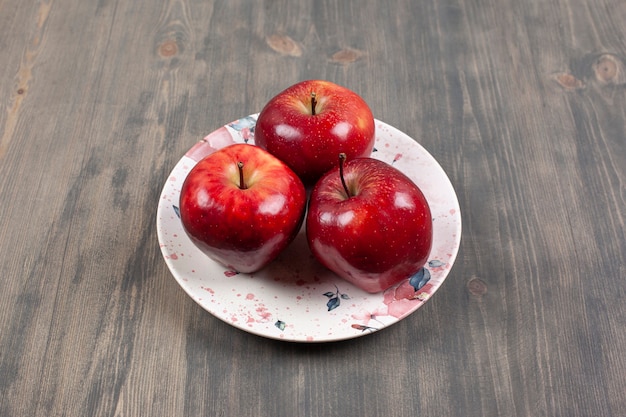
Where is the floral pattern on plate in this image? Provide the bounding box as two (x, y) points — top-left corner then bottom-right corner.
(157, 114), (461, 342)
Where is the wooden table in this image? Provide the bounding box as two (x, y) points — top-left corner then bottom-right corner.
(1, 0), (625, 416)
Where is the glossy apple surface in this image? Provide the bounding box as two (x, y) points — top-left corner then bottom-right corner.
(179, 144), (306, 273)
(254, 80), (375, 184)
(306, 157), (433, 293)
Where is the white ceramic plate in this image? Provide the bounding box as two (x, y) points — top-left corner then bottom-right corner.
(157, 114), (461, 342)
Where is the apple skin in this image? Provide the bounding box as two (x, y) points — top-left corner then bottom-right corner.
(179, 143), (307, 273)
(306, 157), (433, 293)
(254, 80), (375, 184)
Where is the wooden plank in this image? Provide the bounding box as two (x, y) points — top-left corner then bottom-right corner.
(0, 0), (624, 416)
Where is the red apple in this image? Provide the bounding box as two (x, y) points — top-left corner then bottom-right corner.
(254, 80), (375, 184)
(179, 143), (306, 273)
(306, 155), (433, 293)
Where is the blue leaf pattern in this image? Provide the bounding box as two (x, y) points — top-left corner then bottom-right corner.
(323, 285), (350, 311)
(327, 297), (340, 311)
(428, 259), (445, 268)
(228, 116), (257, 132)
(409, 267), (431, 291)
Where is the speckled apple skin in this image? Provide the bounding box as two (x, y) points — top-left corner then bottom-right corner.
(306, 157), (433, 293)
(179, 144), (307, 273)
(254, 80), (375, 184)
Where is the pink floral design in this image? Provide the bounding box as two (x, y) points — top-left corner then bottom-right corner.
(185, 127), (235, 162)
(350, 306), (389, 332)
(228, 116), (257, 143)
(240, 127), (253, 142)
(351, 306), (389, 325)
(383, 282), (435, 318)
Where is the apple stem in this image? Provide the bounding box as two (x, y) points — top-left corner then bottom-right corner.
(311, 92), (317, 116)
(338, 153), (351, 198)
(237, 161), (247, 190)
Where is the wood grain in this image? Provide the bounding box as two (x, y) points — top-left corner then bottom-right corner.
(0, 0), (624, 416)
